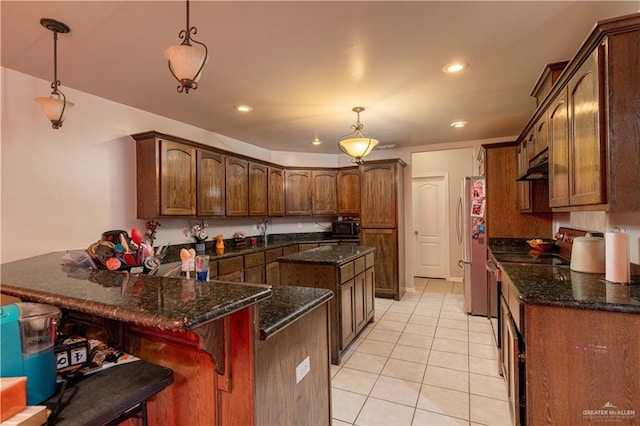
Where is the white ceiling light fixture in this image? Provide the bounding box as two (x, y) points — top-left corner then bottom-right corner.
(35, 18), (74, 130)
(443, 62), (468, 73)
(338, 107), (379, 164)
(450, 121), (468, 128)
(236, 105), (253, 112)
(312, 137), (322, 146)
(164, 0), (208, 94)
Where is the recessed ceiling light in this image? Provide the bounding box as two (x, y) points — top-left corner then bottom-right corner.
(312, 138), (322, 145)
(450, 121), (468, 128)
(443, 62), (468, 73)
(235, 105), (253, 112)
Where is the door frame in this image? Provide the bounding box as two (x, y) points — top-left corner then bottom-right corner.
(411, 172), (450, 279)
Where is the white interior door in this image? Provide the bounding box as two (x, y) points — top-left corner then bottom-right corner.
(413, 175), (448, 278)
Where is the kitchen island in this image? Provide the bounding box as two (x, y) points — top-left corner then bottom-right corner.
(278, 245), (375, 364)
(489, 244), (640, 426)
(0, 252), (333, 425)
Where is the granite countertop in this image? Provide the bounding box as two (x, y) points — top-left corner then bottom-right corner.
(0, 252), (271, 331)
(161, 233), (349, 263)
(489, 244), (640, 314)
(258, 286), (333, 340)
(277, 245), (375, 265)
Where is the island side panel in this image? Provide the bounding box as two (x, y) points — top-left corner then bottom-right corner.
(254, 301), (331, 425)
(126, 326), (218, 425)
(525, 305), (640, 425)
(279, 262), (341, 364)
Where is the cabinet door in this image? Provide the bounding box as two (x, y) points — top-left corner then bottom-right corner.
(361, 163), (398, 228)
(249, 162), (268, 216)
(360, 229), (399, 299)
(517, 139), (531, 212)
(265, 262), (280, 285)
(353, 272), (366, 332)
(284, 170), (312, 215)
(548, 90), (570, 208)
(216, 270), (243, 282)
(337, 168), (361, 215)
(197, 150), (225, 216)
(245, 265), (265, 284)
(267, 167), (284, 216)
(225, 157), (249, 216)
(340, 280), (356, 349)
(535, 116), (548, 157)
(568, 49), (606, 206)
(160, 140), (196, 215)
(364, 267), (375, 321)
(312, 170), (337, 215)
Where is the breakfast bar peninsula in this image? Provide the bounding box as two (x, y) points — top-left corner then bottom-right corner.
(1, 252), (333, 425)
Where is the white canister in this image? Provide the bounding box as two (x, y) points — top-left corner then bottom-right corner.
(570, 236), (606, 273)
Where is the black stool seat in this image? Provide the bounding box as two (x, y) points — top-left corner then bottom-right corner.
(45, 360), (173, 425)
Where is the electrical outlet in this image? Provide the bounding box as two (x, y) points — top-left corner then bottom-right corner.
(295, 356), (310, 383)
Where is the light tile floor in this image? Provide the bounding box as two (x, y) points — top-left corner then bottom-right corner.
(331, 278), (512, 426)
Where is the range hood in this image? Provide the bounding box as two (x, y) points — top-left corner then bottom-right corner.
(517, 157), (549, 181)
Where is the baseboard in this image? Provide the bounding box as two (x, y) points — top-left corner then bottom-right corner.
(448, 276), (463, 283)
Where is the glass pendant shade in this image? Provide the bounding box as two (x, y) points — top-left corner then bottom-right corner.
(339, 136), (379, 160)
(164, 43), (207, 84)
(338, 107), (379, 164)
(35, 95), (74, 128)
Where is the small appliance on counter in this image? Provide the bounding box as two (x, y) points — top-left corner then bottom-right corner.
(0, 302), (61, 405)
(331, 219), (360, 239)
(570, 236), (606, 273)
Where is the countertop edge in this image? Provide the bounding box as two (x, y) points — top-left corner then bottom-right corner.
(1, 281), (273, 331)
(259, 290), (334, 340)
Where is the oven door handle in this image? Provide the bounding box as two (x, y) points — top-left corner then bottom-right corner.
(485, 259), (498, 273)
(485, 259), (501, 281)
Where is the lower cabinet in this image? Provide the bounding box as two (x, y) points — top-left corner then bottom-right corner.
(279, 249), (375, 364)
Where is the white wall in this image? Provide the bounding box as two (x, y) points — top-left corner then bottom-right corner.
(0, 68), (332, 263)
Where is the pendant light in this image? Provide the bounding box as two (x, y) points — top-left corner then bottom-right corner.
(35, 18), (74, 129)
(338, 107), (379, 164)
(164, 0), (208, 93)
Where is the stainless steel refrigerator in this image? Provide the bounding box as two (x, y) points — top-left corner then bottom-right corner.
(457, 176), (493, 317)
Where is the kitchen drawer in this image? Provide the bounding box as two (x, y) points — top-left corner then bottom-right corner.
(354, 257), (365, 275)
(282, 245), (299, 256)
(218, 256), (244, 274)
(216, 270), (243, 282)
(365, 253), (374, 269)
(244, 252), (264, 268)
(339, 262), (354, 283)
(265, 248), (283, 263)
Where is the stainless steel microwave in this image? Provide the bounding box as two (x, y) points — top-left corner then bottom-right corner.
(331, 221), (360, 238)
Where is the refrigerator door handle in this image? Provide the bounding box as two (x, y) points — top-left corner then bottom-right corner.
(456, 196), (462, 244)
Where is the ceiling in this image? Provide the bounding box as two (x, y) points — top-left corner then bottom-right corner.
(2, 1), (639, 154)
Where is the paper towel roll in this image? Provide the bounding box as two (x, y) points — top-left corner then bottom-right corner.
(605, 232), (630, 283)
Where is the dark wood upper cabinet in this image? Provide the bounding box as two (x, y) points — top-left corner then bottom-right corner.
(160, 140), (196, 216)
(284, 170), (312, 215)
(337, 168), (361, 215)
(225, 157), (249, 216)
(567, 49), (606, 207)
(197, 150), (225, 216)
(311, 170), (337, 215)
(249, 162), (268, 216)
(548, 89), (570, 208)
(267, 167), (284, 217)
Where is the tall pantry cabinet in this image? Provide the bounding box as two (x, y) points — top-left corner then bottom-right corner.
(359, 159), (406, 300)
